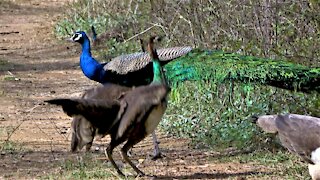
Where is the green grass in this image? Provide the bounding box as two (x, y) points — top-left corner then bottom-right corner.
(0, 59), (10, 71)
(41, 148), (310, 179)
(0, 59), (17, 72)
(42, 153), (134, 180)
(0, 59), (9, 65)
(0, 140), (23, 153)
(3, 75), (17, 81)
(0, 125), (25, 153)
(211, 149), (310, 179)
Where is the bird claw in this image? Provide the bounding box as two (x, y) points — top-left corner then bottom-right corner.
(151, 151), (164, 160)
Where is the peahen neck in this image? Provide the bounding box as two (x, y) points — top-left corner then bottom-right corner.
(152, 59), (166, 85)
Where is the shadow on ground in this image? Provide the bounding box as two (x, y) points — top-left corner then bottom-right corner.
(154, 171), (273, 179)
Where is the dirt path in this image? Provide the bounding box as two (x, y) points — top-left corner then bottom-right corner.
(0, 1), (275, 179)
(0, 0), (97, 178)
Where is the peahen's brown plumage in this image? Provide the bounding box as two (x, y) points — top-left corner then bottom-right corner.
(70, 84), (131, 152)
(255, 114), (320, 180)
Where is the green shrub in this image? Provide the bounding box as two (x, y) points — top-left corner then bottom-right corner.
(161, 81), (319, 149)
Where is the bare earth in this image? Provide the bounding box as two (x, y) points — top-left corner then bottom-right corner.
(0, 1), (277, 179)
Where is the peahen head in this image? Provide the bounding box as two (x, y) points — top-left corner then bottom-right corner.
(70, 31), (89, 44)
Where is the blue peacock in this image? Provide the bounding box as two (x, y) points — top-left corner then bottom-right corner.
(69, 31), (192, 87)
(70, 31), (320, 92)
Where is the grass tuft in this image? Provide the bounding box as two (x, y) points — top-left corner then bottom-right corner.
(43, 153), (132, 180)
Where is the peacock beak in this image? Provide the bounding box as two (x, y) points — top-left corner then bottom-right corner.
(66, 37), (74, 42)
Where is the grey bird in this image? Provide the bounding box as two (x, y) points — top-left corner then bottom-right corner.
(255, 114), (320, 180)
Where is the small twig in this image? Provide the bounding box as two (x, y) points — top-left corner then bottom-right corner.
(1, 104), (41, 151)
(4, 121), (24, 143)
(0, 31), (19, 35)
(50, 137), (56, 160)
(7, 71), (14, 76)
(178, 13), (195, 46)
(125, 0), (133, 17)
(104, 168), (121, 179)
(31, 115), (58, 159)
(50, 120), (69, 141)
(147, 22), (168, 37)
(124, 25), (156, 43)
(25, 104), (41, 113)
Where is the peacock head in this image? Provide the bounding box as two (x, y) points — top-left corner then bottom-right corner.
(69, 31), (88, 44)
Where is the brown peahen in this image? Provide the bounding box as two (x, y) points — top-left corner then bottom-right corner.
(47, 36), (170, 177)
(255, 114), (320, 180)
(70, 84), (131, 153)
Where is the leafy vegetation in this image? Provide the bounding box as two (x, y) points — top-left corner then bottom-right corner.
(162, 81), (319, 150)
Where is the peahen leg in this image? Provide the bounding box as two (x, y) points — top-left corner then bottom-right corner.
(126, 130), (161, 160)
(105, 141), (125, 176)
(151, 131), (162, 160)
(85, 142), (93, 152)
(121, 139), (146, 177)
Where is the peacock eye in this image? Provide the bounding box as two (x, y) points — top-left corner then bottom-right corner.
(73, 33), (82, 41)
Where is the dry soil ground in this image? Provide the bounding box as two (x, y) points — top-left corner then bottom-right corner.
(0, 0), (283, 179)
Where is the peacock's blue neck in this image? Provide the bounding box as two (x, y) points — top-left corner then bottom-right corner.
(79, 37), (104, 83)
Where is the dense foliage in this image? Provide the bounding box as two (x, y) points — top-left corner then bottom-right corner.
(55, 0), (320, 66)
(162, 81), (319, 149)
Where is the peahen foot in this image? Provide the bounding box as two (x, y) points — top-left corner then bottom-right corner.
(151, 149), (163, 160)
(151, 132), (164, 160)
